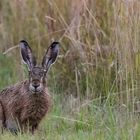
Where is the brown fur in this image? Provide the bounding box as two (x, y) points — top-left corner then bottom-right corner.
(0, 80), (50, 133)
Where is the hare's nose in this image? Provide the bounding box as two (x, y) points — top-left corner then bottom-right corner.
(32, 81), (40, 89)
(33, 84), (40, 89)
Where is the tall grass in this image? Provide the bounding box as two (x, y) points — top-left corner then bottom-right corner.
(0, 0), (140, 139)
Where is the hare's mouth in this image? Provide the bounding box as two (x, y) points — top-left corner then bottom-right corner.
(29, 84), (42, 93)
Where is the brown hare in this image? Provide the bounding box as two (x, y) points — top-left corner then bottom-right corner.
(0, 40), (60, 133)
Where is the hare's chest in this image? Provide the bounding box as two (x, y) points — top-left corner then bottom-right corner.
(21, 95), (50, 122)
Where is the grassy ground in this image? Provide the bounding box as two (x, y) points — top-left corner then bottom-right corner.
(0, 0), (140, 139)
(0, 98), (139, 140)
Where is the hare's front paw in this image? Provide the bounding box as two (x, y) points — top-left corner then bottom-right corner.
(6, 119), (19, 134)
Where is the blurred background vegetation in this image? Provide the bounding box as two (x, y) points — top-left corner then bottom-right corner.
(0, 0), (140, 139)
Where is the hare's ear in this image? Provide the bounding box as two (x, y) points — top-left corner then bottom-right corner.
(19, 40), (36, 70)
(42, 42), (60, 72)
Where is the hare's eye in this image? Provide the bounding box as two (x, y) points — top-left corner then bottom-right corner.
(39, 73), (43, 77)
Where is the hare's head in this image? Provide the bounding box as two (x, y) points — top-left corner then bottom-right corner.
(19, 40), (59, 93)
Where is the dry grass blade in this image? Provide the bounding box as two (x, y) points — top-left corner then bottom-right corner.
(52, 115), (90, 126)
(3, 45), (18, 55)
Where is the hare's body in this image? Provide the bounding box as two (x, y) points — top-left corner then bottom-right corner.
(0, 80), (50, 132)
(0, 40), (59, 133)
